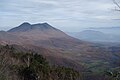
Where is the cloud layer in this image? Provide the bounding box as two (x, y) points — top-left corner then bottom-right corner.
(0, 0), (120, 31)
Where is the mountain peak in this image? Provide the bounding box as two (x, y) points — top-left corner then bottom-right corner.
(32, 22), (57, 30)
(8, 22), (58, 32)
(42, 22), (49, 25)
(21, 22), (31, 26)
(8, 22), (32, 32)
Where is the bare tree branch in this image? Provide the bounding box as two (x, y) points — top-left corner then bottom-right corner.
(113, 0), (120, 11)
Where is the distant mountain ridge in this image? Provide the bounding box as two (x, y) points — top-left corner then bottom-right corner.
(0, 22), (86, 50)
(0, 22), (120, 80)
(67, 30), (120, 42)
(8, 22), (58, 32)
(89, 26), (120, 29)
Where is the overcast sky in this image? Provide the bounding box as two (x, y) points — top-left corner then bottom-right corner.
(0, 0), (120, 32)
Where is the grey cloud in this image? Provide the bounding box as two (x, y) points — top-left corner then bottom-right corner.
(0, 0), (120, 32)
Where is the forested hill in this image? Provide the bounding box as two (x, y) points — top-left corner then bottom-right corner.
(0, 45), (81, 80)
(0, 45), (120, 80)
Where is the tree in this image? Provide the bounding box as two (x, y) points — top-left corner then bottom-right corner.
(0, 45), (13, 80)
(17, 53), (51, 80)
(105, 68), (120, 80)
(0, 45), (81, 80)
(113, 0), (120, 11)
